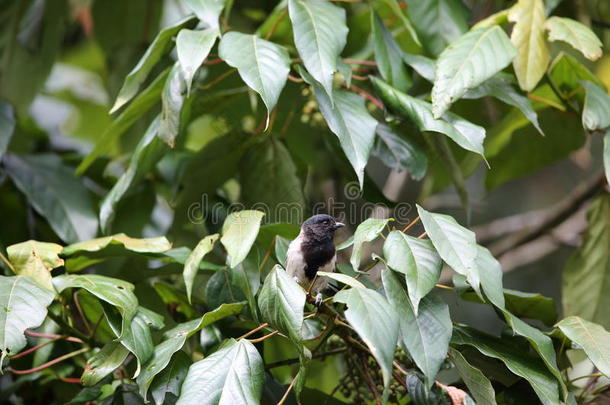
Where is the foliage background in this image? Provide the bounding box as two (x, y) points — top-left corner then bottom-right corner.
(1, 0), (610, 404)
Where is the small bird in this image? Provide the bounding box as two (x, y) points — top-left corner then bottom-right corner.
(286, 214), (345, 306)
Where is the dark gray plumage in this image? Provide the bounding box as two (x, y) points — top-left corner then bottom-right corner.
(286, 214), (344, 305)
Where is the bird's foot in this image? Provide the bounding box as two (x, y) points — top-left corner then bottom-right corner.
(314, 292), (323, 307)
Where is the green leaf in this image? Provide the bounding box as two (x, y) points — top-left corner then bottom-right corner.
(150, 351), (191, 405)
(377, 0), (421, 46)
(334, 286), (399, 402)
(582, 81), (610, 131)
(464, 74), (543, 135)
(288, 0), (348, 99)
(544, 17), (602, 61)
(239, 138), (305, 224)
(402, 52), (435, 82)
(556, 316), (610, 378)
(183, 0), (227, 30)
(372, 123), (428, 180)
(432, 26), (516, 118)
(563, 195), (610, 329)
(381, 269), (451, 387)
(317, 272), (366, 289)
(4, 154), (98, 243)
(448, 348), (497, 405)
(302, 68), (377, 188)
(137, 302), (244, 400)
(350, 218), (391, 270)
(0, 276), (55, 364)
(220, 210), (265, 268)
(184, 234), (219, 303)
(473, 245), (505, 308)
(81, 341), (130, 386)
(258, 265), (305, 342)
(99, 116), (166, 233)
(416, 205), (478, 287)
(219, 32), (291, 118)
(176, 339), (264, 405)
(371, 12), (411, 92)
(7, 240), (64, 291)
(53, 275), (138, 338)
(159, 63), (186, 147)
(77, 69), (169, 174)
(462, 288), (558, 326)
(0, 101), (15, 158)
(105, 307), (156, 378)
(405, 0), (468, 56)
(275, 235), (290, 266)
(547, 53), (604, 103)
(452, 325), (562, 405)
(383, 230), (442, 314)
(111, 16), (194, 113)
(177, 28), (219, 94)
(509, 0), (550, 91)
(371, 77), (486, 158)
(62, 233), (172, 272)
(205, 269), (246, 310)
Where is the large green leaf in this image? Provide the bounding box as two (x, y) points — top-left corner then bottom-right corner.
(176, 339), (264, 405)
(53, 275), (138, 338)
(383, 231), (442, 314)
(472, 245), (505, 308)
(220, 210), (265, 268)
(99, 116), (166, 233)
(509, 0), (550, 91)
(62, 233), (172, 272)
(563, 195), (610, 329)
(177, 28), (219, 94)
(288, 0), (348, 99)
(371, 12), (411, 92)
(111, 16), (194, 113)
(371, 77), (486, 158)
(452, 325), (561, 405)
(219, 32), (291, 117)
(462, 288), (558, 326)
(582, 81), (610, 131)
(184, 234), (219, 303)
(605, 131), (610, 185)
(81, 341), (130, 386)
(405, 0), (468, 56)
(381, 269), (451, 388)
(0, 101), (14, 158)
(547, 53), (604, 104)
(150, 351), (191, 405)
(137, 302), (244, 400)
(258, 265), (305, 342)
(372, 123), (428, 181)
(432, 26), (516, 118)
(7, 240), (63, 291)
(183, 0), (226, 30)
(0, 276), (55, 364)
(77, 69), (169, 174)
(303, 68), (377, 188)
(350, 218), (391, 270)
(556, 316), (610, 378)
(448, 348), (497, 405)
(4, 154), (98, 243)
(239, 138), (305, 224)
(544, 17), (602, 61)
(417, 205), (478, 287)
(159, 63), (186, 147)
(334, 286), (399, 402)
(464, 74), (543, 135)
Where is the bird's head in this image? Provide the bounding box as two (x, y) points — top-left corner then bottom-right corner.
(301, 214), (344, 240)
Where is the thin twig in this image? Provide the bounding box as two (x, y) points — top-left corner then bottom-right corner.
(9, 347), (89, 375)
(0, 251), (15, 273)
(199, 69), (236, 90)
(266, 347), (348, 369)
(264, 7), (287, 40)
(350, 84), (383, 109)
(203, 58), (223, 66)
(73, 292), (92, 336)
(344, 58), (377, 66)
(10, 338), (62, 360)
(435, 283), (454, 290)
(25, 330), (84, 344)
(237, 323), (269, 340)
(248, 330), (279, 343)
(417, 231), (427, 239)
(277, 374), (299, 405)
(287, 74), (304, 83)
(402, 216), (420, 233)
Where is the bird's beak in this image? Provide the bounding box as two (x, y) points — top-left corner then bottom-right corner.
(334, 222), (345, 229)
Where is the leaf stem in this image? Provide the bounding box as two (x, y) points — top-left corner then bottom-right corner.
(248, 330), (279, 343)
(277, 373), (299, 405)
(25, 330), (84, 343)
(402, 216), (420, 233)
(9, 347), (89, 375)
(0, 251), (15, 273)
(349, 84), (384, 110)
(266, 347), (348, 369)
(237, 322), (269, 340)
